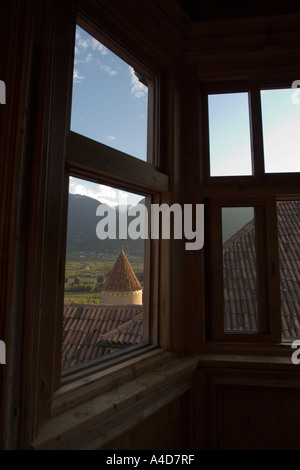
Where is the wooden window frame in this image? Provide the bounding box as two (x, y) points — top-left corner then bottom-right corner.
(53, 17), (171, 381)
(202, 79), (300, 347)
(12, 1), (181, 449)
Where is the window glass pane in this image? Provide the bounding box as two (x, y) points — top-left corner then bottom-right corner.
(277, 200), (300, 341)
(62, 177), (146, 372)
(222, 207), (258, 332)
(261, 89), (300, 173)
(208, 93), (252, 176)
(71, 25), (148, 161)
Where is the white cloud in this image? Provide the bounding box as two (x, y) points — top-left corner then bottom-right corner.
(129, 66), (148, 98)
(91, 37), (108, 55)
(75, 30), (108, 57)
(69, 180), (118, 207)
(77, 38), (89, 49)
(101, 64), (117, 76)
(84, 53), (93, 63)
(69, 177), (144, 207)
(73, 68), (84, 83)
(107, 135), (116, 141)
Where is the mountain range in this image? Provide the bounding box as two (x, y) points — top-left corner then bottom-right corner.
(66, 193), (144, 257)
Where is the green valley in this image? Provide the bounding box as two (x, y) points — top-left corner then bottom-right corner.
(64, 252), (143, 304)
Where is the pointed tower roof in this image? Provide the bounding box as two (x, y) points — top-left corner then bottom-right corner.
(101, 249), (142, 292)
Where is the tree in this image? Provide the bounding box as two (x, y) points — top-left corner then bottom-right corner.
(74, 276), (81, 285)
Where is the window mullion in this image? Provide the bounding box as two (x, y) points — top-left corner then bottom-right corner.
(265, 197), (282, 342)
(66, 131), (169, 194)
(201, 92), (210, 180)
(248, 83), (265, 179)
(205, 199), (223, 341)
(254, 204), (269, 334)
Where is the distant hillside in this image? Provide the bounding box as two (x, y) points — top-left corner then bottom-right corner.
(66, 193), (144, 257)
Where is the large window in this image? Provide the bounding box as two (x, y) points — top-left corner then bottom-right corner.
(61, 21), (168, 377)
(203, 81), (300, 344)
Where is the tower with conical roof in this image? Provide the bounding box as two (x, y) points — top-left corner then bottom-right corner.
(101, 248), (143, 305)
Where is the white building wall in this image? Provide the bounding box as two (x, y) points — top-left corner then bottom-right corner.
(101, 289), (143, 305)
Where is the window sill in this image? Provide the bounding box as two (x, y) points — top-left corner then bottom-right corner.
(31, 350), (198, 450)
(53, 346), (169, 416)
(196, 351), (298, 371)
(201, 339), (296, 358)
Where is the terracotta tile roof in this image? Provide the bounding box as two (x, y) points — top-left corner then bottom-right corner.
(223, 220), (258, 332)
(223, 200), (300, 339)
(101, 249), (142, 292)
(62, 303), (143, 370)
(278, 201), (300, 339)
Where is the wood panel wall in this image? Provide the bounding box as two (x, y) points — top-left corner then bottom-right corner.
(2, 0), (300, 451)
(198, 363), (300, 450)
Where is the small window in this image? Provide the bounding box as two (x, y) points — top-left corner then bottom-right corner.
(222, 207), (258, 333)
(71, 25), (148, 161)
(277, 200), (300, 341)
(62, 177), (147, 372)
(261, 88), (300, 173)
(208, 92), (252, 177)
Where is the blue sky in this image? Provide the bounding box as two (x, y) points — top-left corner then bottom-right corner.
(208, 92), (252, 176)
(70, 25), (147, 206)
(261, 88), (300, 173)
(209, 88), (300, 176)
